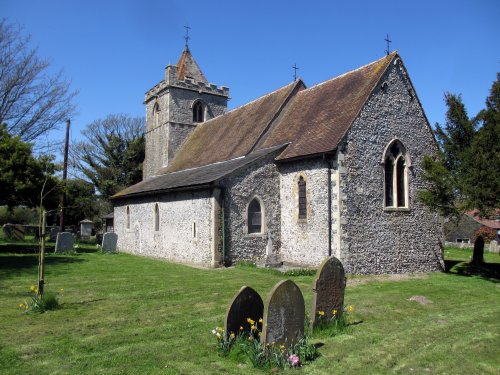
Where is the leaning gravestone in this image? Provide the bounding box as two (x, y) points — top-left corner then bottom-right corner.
(55, 232), (74, 253)
(262, 279), (305, 346)
(472, 236), (484, 264)
(225, 286), (264, 336)
(101, 232), (118, 252)
(311, 256), (346, 326)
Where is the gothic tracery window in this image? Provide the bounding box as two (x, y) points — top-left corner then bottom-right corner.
(247, 198), (263, 234)
(193, 101), (204, 123)
(384, 141), (409, 209)
(298, 176), (307, 220)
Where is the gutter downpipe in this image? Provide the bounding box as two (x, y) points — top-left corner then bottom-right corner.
(323, 154), (332, 257)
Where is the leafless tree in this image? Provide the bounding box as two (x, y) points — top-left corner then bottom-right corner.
(0, 19), (77, 142)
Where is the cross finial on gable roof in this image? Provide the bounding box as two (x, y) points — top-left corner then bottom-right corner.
(184, 25), (191, 49)
(292, 63), (300, 81)
(384, 34), (392, 56)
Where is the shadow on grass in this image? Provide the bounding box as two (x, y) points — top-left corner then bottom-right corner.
(0, 254), (86, 279)
(447, 261), (500, 283)
(0, 242), (53, 254)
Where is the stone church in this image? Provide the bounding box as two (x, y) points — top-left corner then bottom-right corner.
(112, 46), (444, 274)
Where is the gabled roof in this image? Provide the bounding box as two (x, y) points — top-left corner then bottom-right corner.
(176, 47), (208, 83)
(164, 80), (304, 174)
(113, 145), (287, 199)
(262, 52), (397, 160)
(466, 210), (500, 229)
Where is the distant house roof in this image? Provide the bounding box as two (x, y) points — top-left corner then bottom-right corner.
(466, 210), (500, 229)
(113, 145), (286, 199)
(115, 52), (400, 199)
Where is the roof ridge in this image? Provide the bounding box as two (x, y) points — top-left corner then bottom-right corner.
(302, 52), (398, 95)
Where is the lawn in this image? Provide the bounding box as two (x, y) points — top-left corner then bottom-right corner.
(0, 239), (499, 374)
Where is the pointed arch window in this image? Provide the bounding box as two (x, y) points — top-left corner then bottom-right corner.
(153, 102), (160, 128)
(247, 198), (263, 234)
(193, 101), (204, 123)
(383, 140), (409, 209)
(126, 206), (130, 229)
(298, 176), (307, 220)
(154, 203), (160, 231)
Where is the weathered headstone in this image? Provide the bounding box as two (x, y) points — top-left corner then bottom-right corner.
(2, 224), (25, 240)
(80, 219), (94, 239)
(489, 240), (498, 254)
(224, 286), (264, 336)
(55, 232), (74, 253)
(472, 236), (484, 264)
(262, 279), (305, 346)
(102, 232), (118, 252)
(49, 227), (60, 241)
(311, 256), (346, 326)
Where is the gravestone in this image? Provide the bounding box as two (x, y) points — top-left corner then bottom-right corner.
(311, 256), (346, 326)
(262, 279), (305, 346)
(489, 240), (498, 254)
(2, 224), (25, 240)
(224, 286), (264, 336)
(102, 232), (118, 252)
(49, 227), (60, 241)
(472, 236), (484, 264)
(55, 232), (74, 253)
(79, 219), (94, 239)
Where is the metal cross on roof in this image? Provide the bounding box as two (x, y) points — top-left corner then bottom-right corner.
(384, 34), (392, 55)
(292, 63), (299, 81)
(184, 25), (191, 48)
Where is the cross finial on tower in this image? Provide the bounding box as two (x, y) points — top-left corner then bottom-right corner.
(384, 34), (392, 55)
(292, 63), (300, 81)
(184, 25), (191, 49)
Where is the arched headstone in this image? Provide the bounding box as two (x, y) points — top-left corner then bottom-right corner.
(472, 236), (484, 264)
(262, 279), (305, 346)
(102, 232), (118, 252)
(311, 256), (345, 326)
(224, 286), (264, 336)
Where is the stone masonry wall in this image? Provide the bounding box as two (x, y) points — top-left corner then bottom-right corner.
(341, 58), (444, 274)
(222, 155), (281, 265)
(278, 158), (340, 266)
(114, 189), (214, 266)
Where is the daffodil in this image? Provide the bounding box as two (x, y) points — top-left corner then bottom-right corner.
(250, 325), (256, 331)
(239, 326), (243, 331)
(318, 310), (325, 316)
(332, 309), (337, 316)
(258, 318), (263, 323)
(229, 333), (235, 340)
(347, 305), (354, 313)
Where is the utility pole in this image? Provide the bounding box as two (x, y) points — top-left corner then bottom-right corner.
(59, 119), (70, 232)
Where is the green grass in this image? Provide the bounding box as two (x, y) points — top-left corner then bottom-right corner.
(0, 242), (499, 374)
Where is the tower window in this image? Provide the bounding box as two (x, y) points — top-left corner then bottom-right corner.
(247, 198), (263, 234)
(383, 140), (409, 209)
(153, 102), (160, 128)
(298, 176), (307, 220)
(193, 101), (204, 123)
(126, 206), (130, 229)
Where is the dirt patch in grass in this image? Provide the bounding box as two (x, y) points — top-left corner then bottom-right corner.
(408, 295), (433, 305)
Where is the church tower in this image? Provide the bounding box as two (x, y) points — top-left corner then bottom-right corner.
(143, 46), (229, 179)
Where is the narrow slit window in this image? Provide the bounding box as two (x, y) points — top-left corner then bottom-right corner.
(154, 203), (160, 231)
(126, 206), (130, 229)
(247, 198), (262, 234)
(298, 176), (307, 219)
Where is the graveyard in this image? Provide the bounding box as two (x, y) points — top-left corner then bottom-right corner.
(0, 234), (499, 374)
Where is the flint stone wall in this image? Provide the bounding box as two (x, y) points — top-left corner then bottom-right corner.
(114, 189), (214, 266)
(222, 154), (281, 265)
(341, 58), (443, 274)
(278, 158), (340, 266)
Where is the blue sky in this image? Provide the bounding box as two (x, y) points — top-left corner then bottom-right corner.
(2, 0), (499, 154)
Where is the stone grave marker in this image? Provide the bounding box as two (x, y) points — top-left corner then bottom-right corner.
(262, 279), (305, 346)
(2, 224), (25, 240)
(224, 286), (264, 336)
(79, 219), (94, 239)
(472, 236), (484, 264)
(49, 227), (60, 241)
(311, 256), (346, 326)
(102, 232), (118, 252)
(489, 240), (498, 254)
(55, 232), (74, 253)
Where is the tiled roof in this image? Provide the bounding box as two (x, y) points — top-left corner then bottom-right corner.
(262, 52), (397, 160)
(176, 47), (208, 83)
(164, 80), (303, 173)
(466, 210), (500, 229)
(113, 145), (286, 199)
